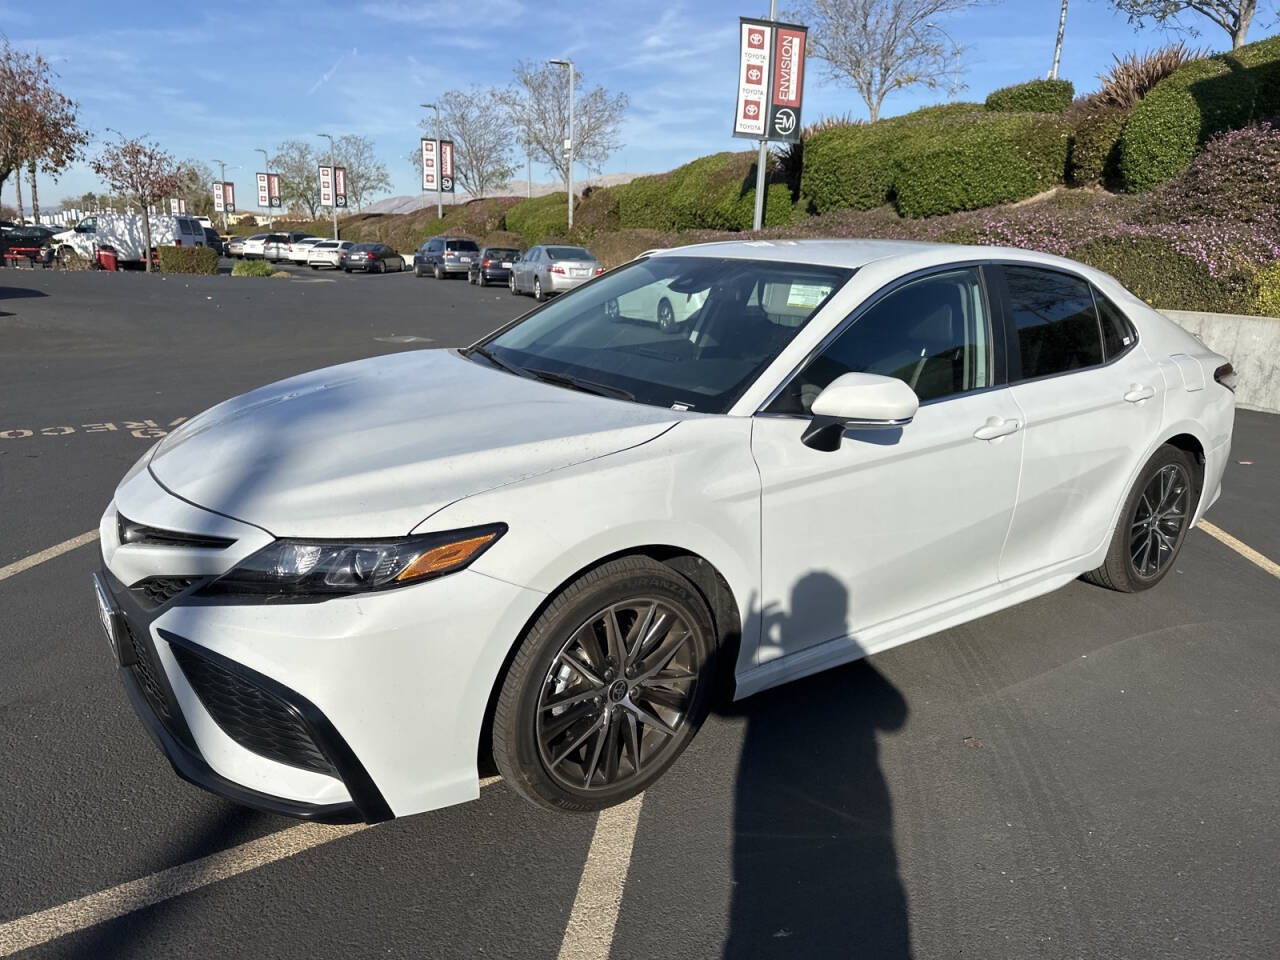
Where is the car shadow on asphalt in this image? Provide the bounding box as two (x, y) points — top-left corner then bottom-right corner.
(720, 572), (912, 959)
(0, 285), (50, 299)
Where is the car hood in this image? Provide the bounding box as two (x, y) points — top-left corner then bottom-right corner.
(148, 349), (685, 537)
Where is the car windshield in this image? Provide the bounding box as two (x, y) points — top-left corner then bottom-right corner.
(546, 246), (592, 261)
(479, 256), (852, 413)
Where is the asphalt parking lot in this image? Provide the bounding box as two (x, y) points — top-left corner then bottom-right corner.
(1, 266), (1278, 959)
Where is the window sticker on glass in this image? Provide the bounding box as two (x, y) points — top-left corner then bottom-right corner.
(786, 284), (832, 309)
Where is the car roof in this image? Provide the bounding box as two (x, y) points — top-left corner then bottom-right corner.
(645, 237), (1101, 276)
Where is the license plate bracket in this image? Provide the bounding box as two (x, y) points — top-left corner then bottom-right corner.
(93, 574), (136, 667)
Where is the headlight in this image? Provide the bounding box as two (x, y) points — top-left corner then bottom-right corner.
(197, 524), (506, 600)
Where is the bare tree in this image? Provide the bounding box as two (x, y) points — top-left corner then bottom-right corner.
(419, 87), (517, 197)
(176, 158), (216, 217)
(1111, 0), (1264, 48)
(271, 139), (322, 218)
(334, 134), (390, 211)
(1050, 0), (1069, 78)
(91, 133), (188, 271)
(0, 39), (88, 223)
(787, 0), (982, 122)
(507, 61), (628, 194)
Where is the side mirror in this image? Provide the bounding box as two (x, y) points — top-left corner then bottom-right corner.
(802, 373), (919, 451)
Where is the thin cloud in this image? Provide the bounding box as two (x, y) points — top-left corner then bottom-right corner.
(307, 53), (348, 95)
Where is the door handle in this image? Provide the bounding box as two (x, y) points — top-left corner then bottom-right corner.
(973, 417), (1021, 441)
(1124, 384), (1156, 403)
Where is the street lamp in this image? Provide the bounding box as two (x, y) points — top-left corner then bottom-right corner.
(255, 147), (273, 227)
(317, 133), (338, 240)
(924, 22), (961, 102)
(548, 58), (574, 231)
(420, 102), (443, 219)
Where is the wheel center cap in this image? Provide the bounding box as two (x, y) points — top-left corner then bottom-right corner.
(608, 680), (628, 703)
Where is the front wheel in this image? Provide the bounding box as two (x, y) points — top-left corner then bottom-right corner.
(492, 556), (716, 812)
(1083, 444), (1197, 592)
(534, 277), (545, 301)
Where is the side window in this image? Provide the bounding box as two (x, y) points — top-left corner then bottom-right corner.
(1093, 287), (1136, 360)
(768, 267), (993, 414)
(1005, 267), (1102, 380)
(178, 219), (193, 236)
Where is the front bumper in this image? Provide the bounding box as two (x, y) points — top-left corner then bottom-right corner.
(98, 482), (547, 822)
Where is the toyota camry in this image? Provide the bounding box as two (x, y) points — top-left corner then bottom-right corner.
(93, 239), (1235, 823)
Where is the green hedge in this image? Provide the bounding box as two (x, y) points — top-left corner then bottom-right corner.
(893, 112), (1072, 218)
(157, 245), (218, 274)
(615, 151), (794, 231)
(1067, 102), (1130, 187)
(1251, 262), (1280, 317)
(232, 259), (277, 277)
(1120, 34), (1280, 191)
(503, 192), (570, 244)
(1070, 236), (1252, 313)
(985, 78), (1074, 113)
(799, 103), (977, 214)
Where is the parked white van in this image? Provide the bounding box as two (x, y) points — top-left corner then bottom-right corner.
(52, 213), (208, 265)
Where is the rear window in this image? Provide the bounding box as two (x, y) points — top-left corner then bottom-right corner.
(547, 246), (592, 261)
(314, 241), (338, 249)
(486, 248), (520, 259)
(351, 243), (375, 251)
(179, 219), (194, 235)
(446, 239), (479, 251)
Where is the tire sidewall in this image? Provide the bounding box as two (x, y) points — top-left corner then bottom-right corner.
(497, 562), (716, 812)
(1115, 445), (1198, 590)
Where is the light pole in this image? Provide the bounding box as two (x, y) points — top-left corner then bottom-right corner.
(255, 147), (273, 227)
(317, 133), (338, 240)
(420, 102), (443, 219)
(924, 22), (961, 102)
(211, 157), (229, 230)
(548, 58), (574, 232)
(751, 0), (777, 232)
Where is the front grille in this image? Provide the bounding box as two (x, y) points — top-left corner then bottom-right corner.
(124, 620), (172, 724)
(131, 576), (199, 610)
(170, 645), (337, 777)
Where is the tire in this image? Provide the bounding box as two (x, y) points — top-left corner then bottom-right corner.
(477, 273), (486, 288)
(510, 275), (519, 295)
(343, 267), (351, 273)
(310, 264), (318, 270)
(534, 277), (545, 302)
(414, 264), (424, 277)
(1083, 443), (1198, 593)
(492, 556), (716, 812)
(657, 297), (676, 332)
(434, 264), (442, 280)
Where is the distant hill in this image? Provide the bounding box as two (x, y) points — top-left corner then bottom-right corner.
(362, 172), (649, 215)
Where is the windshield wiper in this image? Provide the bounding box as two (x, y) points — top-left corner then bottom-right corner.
(524, 367), (635, 401)
(466, 345), (527, 378)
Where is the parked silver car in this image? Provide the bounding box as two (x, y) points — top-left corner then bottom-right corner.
(509, 245), (604, 301)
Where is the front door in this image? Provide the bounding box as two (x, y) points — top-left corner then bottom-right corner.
(751, 266), (1023, 665)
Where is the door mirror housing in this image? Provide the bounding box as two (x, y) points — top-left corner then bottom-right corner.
(802, 373), (920, 451)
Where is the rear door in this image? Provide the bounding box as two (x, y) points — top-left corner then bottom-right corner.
(996, 264), (1164, 581)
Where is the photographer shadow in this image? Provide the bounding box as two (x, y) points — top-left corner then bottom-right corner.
(723, 571), (911, 959)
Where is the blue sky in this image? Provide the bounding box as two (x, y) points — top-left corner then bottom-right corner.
(0, 0), (1259, 209)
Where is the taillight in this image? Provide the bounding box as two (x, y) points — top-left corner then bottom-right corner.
(482, 258), (490, 267)
(174, 239), (182, 247)
(594, 266), (605, 275)
(1214, 362), (1237, 392)
(550, 266), (565, 275)
(366, 252), (374, 259)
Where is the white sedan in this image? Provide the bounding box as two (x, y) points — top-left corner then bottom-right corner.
(306, 239), (353, 270)
(288, 237), (325, 264)
(92, 239), (1235, 823)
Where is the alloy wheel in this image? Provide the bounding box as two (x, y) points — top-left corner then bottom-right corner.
(535, 598), (699, 793)
(1130, 463), (1189, 579)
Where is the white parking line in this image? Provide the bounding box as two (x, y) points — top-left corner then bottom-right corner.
(0, 530), (99, 583)
(1199, 520), (1280, 579)
(0, 777), (502, 956)
(556, 794), (644, 960)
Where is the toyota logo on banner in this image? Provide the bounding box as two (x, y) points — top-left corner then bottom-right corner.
(732, 15), (808, 144)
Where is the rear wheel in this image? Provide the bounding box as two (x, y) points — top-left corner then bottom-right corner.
(534, 277), (545, 301)
(492, 556), (716, 812)
(1083, 444), (1197, 592)
(477, 273), (486, 288)
(433, 264), (442, 280)
(657, 298), (676, 332)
